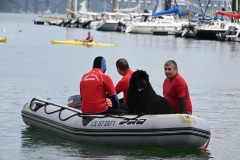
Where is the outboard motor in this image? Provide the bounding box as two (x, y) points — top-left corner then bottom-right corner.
(57, 19), (64, 26)
(217, 26), (237, 41)
(70, 18), (77, 27)
(77, 18), (84, 28)
(63, 18), (73, 27)
(82, 20), (93, 28)
(68, 95), (81, 109)
(116, 21), (123, 32)
(116, 21), (126, 32)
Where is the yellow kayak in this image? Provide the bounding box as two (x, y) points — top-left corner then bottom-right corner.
(50, 40), (118, 46)
(0, 37), (7, 42)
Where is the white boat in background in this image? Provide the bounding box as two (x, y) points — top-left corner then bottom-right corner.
(125, 6), (188, 34)
(76, 11), (99, 28)
(65, 9), (100, 28)
(194, 20), (240, 40)
(95, 12), (131, 31)
(125, 15), (184, 34)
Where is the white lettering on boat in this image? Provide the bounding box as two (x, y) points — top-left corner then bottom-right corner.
(118, 119), (147, 125)
(82, 74), (99, 81)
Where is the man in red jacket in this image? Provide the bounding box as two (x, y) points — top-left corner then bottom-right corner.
(80, 56), (127, 114)
(163, 60), (192, 114)
(115, 58), (133, 111)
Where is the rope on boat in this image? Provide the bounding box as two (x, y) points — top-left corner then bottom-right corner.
(29, 98), (145, 121)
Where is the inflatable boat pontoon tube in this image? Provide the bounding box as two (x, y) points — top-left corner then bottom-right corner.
(21, 98), (211, 149)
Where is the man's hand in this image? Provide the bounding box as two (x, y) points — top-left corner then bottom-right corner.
(106, 98), (112, 107)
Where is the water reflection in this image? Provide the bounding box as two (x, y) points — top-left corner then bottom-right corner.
(21, 127), (212, 159)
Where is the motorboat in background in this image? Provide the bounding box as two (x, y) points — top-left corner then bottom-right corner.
(126, 15), (184, 34)
(125, 6), (188, 34)
(76, 11), (99, 29)
(215, 11), (240, 41)
(216, 26), (240, 42)
(95, 12), (131, 31)
(59, 9), (100, 28)
(194, 20), (240, 40)
(174, 13), (197, 38)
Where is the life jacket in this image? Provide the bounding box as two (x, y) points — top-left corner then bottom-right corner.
(86, 35), (93, 41)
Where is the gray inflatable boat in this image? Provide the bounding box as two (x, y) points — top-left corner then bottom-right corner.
(21, 98), (211, 150)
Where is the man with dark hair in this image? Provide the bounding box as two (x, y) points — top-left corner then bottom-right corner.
(163, 60), (192, 114)
(115, 58), (133, 107)
(80, 56), (127, 114)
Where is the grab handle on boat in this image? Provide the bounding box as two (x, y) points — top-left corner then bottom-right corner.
(28, 98), (147, 121)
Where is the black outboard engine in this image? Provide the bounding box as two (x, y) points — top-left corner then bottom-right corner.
(57, 19), (64, 26)
(68, 95), (81, 109)
(116, 21), (126, 32)
(217, 26), (237, 41)
(82, 20), (93, 28)
(63, 18), (73, 27)
(71, 17), (83, 28)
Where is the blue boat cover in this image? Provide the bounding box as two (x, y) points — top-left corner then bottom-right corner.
(152, 6), (180, 17)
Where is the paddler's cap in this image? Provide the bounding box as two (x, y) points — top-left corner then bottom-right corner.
(93, 56), (106, 73)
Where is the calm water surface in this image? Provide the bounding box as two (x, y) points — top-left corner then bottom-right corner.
(0, 13), (240, 160)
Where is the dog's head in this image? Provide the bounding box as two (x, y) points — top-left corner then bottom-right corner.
(129, 70), (149, 92)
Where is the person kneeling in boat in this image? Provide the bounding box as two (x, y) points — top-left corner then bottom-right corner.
(80, 31), (93, 45)
(80, 56), (128, 115)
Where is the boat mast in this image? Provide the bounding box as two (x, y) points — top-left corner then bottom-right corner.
(151, 0), (154, 11)
(112, 0), (119, 12)
(144, 0), (147, 10)
(66, 0), (77, 18)
(105, 0), (106, 11)
(66, 0), (71, 19)
(56, 0), (58, 14)
(88, 0), (89, 11)
(239, 0), (240, 13)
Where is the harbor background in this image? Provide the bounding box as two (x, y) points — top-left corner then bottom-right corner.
(0, 13), (240, 159)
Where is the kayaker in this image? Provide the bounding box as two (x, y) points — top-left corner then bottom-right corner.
(163, 60), (192, 114)
(115, 58), (133, 111)
(80, 56), (128, 115)
(80, 31), (93, 45)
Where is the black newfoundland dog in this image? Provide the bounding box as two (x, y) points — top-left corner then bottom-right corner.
(127, 70), (174, 114)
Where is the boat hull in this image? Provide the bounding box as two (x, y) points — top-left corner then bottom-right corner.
(50, 40), (118, 46)
(195, 22), (240, 40)
(21, 99), (211, 149)
(195, 29), (225, 40)
(95, 22), (118, 31)
(126, 23), (182, 34)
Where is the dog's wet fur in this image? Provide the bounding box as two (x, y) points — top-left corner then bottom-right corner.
(127, 70), (174, 114)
